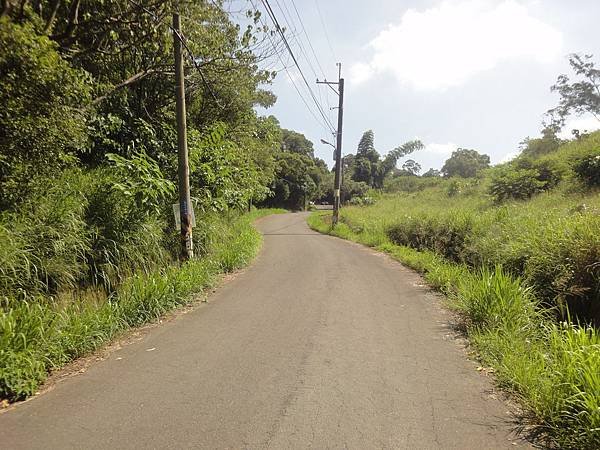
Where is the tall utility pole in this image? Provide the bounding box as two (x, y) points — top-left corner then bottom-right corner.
(317, 63), (345, 226)
(173, 13), (193, 260)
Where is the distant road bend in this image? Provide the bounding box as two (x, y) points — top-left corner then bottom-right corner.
(0, 213), (528, 449)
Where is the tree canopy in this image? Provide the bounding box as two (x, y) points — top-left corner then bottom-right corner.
(548, 54), (600, 127)
(441, 148), (490, 178)
(350, 130), (423, 188)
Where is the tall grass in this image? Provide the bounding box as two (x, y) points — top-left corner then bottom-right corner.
(308, 210), (600, 448)
(0, 209), (282, 402)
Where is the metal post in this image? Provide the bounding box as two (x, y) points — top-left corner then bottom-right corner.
(173, 13), (193, 260)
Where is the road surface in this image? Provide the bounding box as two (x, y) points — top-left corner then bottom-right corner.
(0, 213), (528, 449)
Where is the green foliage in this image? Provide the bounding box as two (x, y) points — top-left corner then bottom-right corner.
(548, 54), (600, 127)
(281, 128), (315, 158)
(519, 126), (565, 158)
(0, 18), (91, 207)
(0, 168), (173, 298)
(401, 159), (421, 175)
(107, 150), (175, 216)
(0, 209), (282, 401)
(573, 154), (600, 187)
(309, 211), (600, 448)
(350, 130), (423, 189)
(489, 166), (547, 201)
(441, 148), (490, 178)
(385, 174), (444, 193)
(387, 210), (476, 262)
(422, 168), (441, 177)
(264, 152), (324, 210)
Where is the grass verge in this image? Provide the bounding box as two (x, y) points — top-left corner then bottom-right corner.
(0, 209), (283, 403)
(308, 211), (600, 449)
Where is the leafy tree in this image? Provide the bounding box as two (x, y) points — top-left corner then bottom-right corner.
(573, 154), (600, 187)
(548, 54), (600, 127)
(351, 130), (423, 188)
(441, 148), (490, 178)
(264, 152), (323, 210)
(281, 128), (315, 158)
(352, 130), (380, 185)
(519, 126), (565, 158)
(401, 159), (421, 176)
(422, 168), (441, 177)
(356, 130), (379, 162)
(0, 18), (91, 208)
(373, 140), (423, 188)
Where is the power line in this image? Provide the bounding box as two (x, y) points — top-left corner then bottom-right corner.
(272, 0), (329, 114)
(259, 0), (336, 132)
(314, 0), (337, 61)
(248, 0), (334, 135)
(290, 0), (326, 78)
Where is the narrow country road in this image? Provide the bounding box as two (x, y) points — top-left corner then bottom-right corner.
(0, 213), (528, 449)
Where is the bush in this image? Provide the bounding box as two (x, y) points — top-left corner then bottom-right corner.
(574, 154), (600, 187)
(0, 209), (280, 401)
(489, 166), (547, 201)
(310, 212), (600, 448)
(387, 210), (477, 262)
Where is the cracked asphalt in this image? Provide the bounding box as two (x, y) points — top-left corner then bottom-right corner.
(0, 212), (529, 449)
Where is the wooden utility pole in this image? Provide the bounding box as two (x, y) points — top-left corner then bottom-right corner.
(317, 63), (345, 226)
(333, 76), (344, 225)
(173, 13), (193, 260)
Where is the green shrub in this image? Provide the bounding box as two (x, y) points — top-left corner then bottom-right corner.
(0, 209), (281, 401)
(387, 210), (477, 263)
(489, 166), (547, 201)
(310, 211), (600, 448)
(573, 154), (600, 187)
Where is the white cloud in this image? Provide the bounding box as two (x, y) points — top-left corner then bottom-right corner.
(349, 62), (374, 85)
(423, 142), (456, 155)
(558, 116), (600, 139)
(351, 0), (564, 90)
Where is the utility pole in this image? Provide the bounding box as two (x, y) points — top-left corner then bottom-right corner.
(317, 63), (345, 226)
(173, 13), (193, 260)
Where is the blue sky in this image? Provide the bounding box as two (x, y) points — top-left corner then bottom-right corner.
(237, 0), (600, 171)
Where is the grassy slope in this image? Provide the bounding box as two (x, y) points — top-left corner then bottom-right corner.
(0, 209), (283, 402)
(308, 181), (599, 447)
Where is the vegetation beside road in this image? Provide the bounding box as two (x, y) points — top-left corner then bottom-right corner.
(0, 1), (320, 402)
(308, 132), (600, 449)
(1, 209), (283, 402)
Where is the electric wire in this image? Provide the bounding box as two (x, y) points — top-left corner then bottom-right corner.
(314, 0), (337, 61)
(272, 0), (328, 113)
(259, 0), (336, 132)
(248, 0), (334, 136)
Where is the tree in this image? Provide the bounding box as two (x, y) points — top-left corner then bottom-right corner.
(372, 140), (424, 187)
(519, 126), (565, 158)
(0, 19), (91, 208)
(422, 168), (441, 177)
(264, 152), (324, 210)
(441, 148), (490, 178)
(281, 129), (315, 158)
(352, 130), (380, 185)
(352, 130), (423, 188)
(401, 159), (421, 176)
(548, 54), (600, 128)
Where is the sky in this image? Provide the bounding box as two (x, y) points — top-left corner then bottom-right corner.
(240, 0), (600, 171)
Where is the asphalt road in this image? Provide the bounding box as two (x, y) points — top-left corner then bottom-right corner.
(0, 213), (529, 449)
